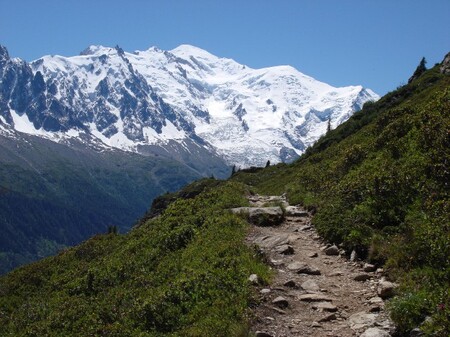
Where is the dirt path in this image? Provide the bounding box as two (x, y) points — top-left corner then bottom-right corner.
(246, 195), (395, 337)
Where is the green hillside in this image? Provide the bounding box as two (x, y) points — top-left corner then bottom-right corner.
(232, 62), (449, 335)
(0, 179), (270, 336)
(0, 59), (448, 336)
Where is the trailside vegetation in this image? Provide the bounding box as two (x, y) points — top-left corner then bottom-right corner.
(0, 181), (271, 336)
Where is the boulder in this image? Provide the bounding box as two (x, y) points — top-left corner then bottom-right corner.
(285, 206), (308, 217)
(231, 206), (283, 226)
(324, 245), (340, 256)
(248, 274), (259, 285)
(298, 265), (321, 275)
(318, 313), (337, 322)
(255, 331), (274, 337)
(409, 328), (424, 337)
(363, 263), (377, 272)
(377, 280), (396, 299)
(287, 261), (306, 271)
(275, 244), (294, 255)
(272, 296), (289, 309)
(283, 280), (297, 288)
(254, 234), (289, 249)
(354, 273), (371, 282)
(368, 296), (383, 304)
(369, 305), (381, 313)
(312, 301), (338, 312)
(287, 261), (321, 275)
(359, 327), (390, 337)
(349, 312), (377, 330)
(298, 293), (334, 302)
(350, 250), (358, 262)
(301, 279), (320, 292)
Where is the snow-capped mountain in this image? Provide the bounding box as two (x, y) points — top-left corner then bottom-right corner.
(0, 44), (378, 167)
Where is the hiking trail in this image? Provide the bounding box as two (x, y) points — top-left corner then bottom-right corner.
(243, 194), (396, 337)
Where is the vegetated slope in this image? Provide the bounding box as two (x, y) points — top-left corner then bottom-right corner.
(232, 61), (449, 335)
(0, 131), (202, 274)
(0, 180), (270, 336)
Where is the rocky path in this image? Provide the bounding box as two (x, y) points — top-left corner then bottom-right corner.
(245, 195), (396, 337)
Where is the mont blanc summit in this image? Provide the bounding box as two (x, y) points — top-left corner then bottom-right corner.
(0, 44), (378, 167)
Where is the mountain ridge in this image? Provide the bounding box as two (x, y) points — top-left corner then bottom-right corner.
(1, 43), (378, 167)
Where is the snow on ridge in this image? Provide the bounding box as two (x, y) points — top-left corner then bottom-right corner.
(12, 44), (379, 167)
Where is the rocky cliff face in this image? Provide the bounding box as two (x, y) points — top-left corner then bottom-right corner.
(440, 52), (450, 75)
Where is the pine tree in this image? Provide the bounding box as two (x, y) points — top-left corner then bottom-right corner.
(231, 164), (236, 176)
(408, 57), (427, 83)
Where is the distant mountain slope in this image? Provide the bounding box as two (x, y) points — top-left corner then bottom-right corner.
(1, 43), (378, 167)
(0, 130), (205, 274)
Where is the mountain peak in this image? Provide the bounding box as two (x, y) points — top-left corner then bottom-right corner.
(79, 45), (115, 56)
(170, 44), (219, 60)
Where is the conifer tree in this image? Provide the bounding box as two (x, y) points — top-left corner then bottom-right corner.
(408, 57), (427, 83)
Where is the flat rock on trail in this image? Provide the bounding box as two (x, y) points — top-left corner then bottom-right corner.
(246, 195), (395, 337)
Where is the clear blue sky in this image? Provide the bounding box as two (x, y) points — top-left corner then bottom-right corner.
(1, 0), (449, 95)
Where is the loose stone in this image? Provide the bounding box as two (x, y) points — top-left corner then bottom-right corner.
(248, 274), (259, 284)
(369, 305), (381, 313)
(377, 280), (396, 299)
(272, 296), (289, 309)
(283, 280), (297, 288)
(301, 279), (320, 292)
(275, 244), (294, 255)
(324, 245), (340, 256)
(312, 301), (338, 312)
(348, 312), (378, 330)
(297, 265), (321, 275)
(360, 327), (390, 337)
(318, 313), (337, 322)
(354, 273), (371, 282)
(363, 263), (377, 272)
(287, 261), (305, 271)
(350, 250), (357, 261)
(298, 293), (334, 302)
(255, 331), (274, 337)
